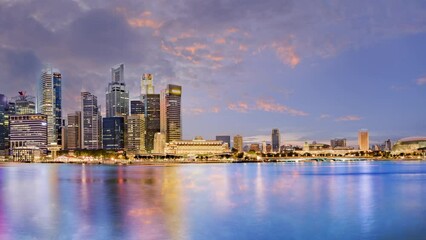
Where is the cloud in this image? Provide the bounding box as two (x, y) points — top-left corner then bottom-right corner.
(416, 76), (426, 85)
(335, 115), (362, 122)
(271, 43), (300, 68)
(255, 99), (308, 116)
(320, 114), (331, 119)
(228, 102), (250, 113)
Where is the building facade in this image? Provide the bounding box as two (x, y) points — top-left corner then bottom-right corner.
(130, 100), (144, 115)
(81, 92), (102, 150)
(233, 135), (243, 152)
(12, 92), (36, 114)
(9, 114), (47, 151)
(141, 73), (155, 95)
(102, 117), (125, 150)
(330, 138), (347, 149)
(66, 111), (82, 150)
(126, 114), (146, 154)
(161, 84), (182, 142)
(165, 137), (227, 155)
(106, 64), (129, 117)
(153, 132), (166, 154)
(37, 67), (62, 145)
(272, 129), (280, 152)
(358, 130), (369, 151)
(0, 94), (15, 155)
(143, 94), (160, 152)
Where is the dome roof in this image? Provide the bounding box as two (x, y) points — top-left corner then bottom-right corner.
(398, 136), (426, 143)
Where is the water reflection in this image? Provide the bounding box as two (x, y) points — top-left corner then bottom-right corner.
(0, 162), (425, 239)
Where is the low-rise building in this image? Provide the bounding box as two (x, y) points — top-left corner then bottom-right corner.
(165, 137), (227, 155)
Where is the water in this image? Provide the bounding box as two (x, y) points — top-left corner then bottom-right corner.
(0, 161), (425, 240)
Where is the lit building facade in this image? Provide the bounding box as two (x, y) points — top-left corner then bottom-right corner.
(0, 94), (14, 155)
(81, 92), (102, 150)
(216, 136), (231, 149)
(66, 111), (82, 150)
(106, 64), (129, 117)
(358, 130), (369, 151)
(392, 137), (426, 154)
(9, 114), (47, 151)
(141, 73), (155, 95)
(161, 84), (182, 142)
(12, 92), (36, 114)
(130, 100), (144, 115)
(102, 117), (125, 150)
(126, 114), (146, 154)
(143, 94), (160, 152)
(233, 135), (243, 152)
(165, 137), (227, 155)
(272, 128), (280, 152)
(153, 132), (166, 154)
(37, 67), (62, 145)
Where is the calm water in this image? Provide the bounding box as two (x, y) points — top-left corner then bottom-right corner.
(0, 161), (425, 240)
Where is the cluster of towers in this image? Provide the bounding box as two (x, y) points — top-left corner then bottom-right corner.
(0, 64), (182, 159)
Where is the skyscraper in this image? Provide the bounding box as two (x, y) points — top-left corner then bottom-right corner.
(0, 94), (11, 155)
(37, 66), (62, 145)
(141, 73), (155, 95)
(216, 136), (231, 149)
(161, 84), (182, 142)
(102, 117), (125, 150)
(126, 114), (146, 154)
(81, 92), (102, 150)
(12, 92), (36, 114)
(106, 64), (129, 117)
(153, 132), (166, 154)
(272, 129), (280, 152)
(358, 129), (369, 151)
(130, 100), (144, 115)
(233, 135), (243, 152)
(66, 111), (82, 150)
(143, 94), (160, 152)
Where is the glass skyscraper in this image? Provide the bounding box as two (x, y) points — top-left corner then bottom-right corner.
(102, 117), (125, 150)
(216, 136), (231, 149)
(272, 129), (280, 152)
(81, 92), (102, 150)
(143, 94), (160, 152)
(106, 64), (129, 117)
(160, 84), (182, 143)
(37, 66), (62, 145)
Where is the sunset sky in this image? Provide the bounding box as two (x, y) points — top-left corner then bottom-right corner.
(0, 0), (425, 146)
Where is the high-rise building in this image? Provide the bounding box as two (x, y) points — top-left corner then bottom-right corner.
(358, 130), (369, 151)
(102, 117), (125, 150)
(330, 138), (347, 149)
(143, 94), (160, 152)
(141, 73), (155, 95)
(106, 64), (129, 117)
(216, 136), (231, 149)
(126, 114), (146, 154)
(153, 132), (166, 154)
(384, 139), (392, 151)
(12, 92), (36, 114)
(67, 111), (82, 150)
(37, 66), (62, 145)
(272, 129), (280, 152)
(0, 94), (13, 155)
(9, 114), (47, 150)
(130, 100), (144, 115)
(160, 84), (182, 142)
(81, 92), (102, 150)
(233, 135), (243, 152)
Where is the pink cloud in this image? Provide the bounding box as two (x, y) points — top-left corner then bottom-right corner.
(271, 43), (300, 68)
(335, 115), (362, 121)
(255, 99), (308, 116)
(416, 76), (426, 85)
(228, 102), (249, 113)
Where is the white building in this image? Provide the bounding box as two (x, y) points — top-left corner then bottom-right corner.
(165, 137), (227, 155)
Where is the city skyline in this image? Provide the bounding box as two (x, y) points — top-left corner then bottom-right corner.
(0, 1), (425, 146)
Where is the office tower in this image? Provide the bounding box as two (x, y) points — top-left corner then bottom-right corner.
(160, 84), (182, 142)
(216, 136), (231, 149)
(384, 139), (392, 151)
(9, 114), (47, 150)
(61, 119), (67, 150)
(102, 117), (125, 150)
(12, 92), (36, 114)
(106, 64), (129, 117)
(67, 111), (82, 150)
(143, 94), (160, 152)
(130, 100), (144, 115)
(81, 92), (101, 150)
(127, 114), (146, 154)
(37, 66), (62, 145)
(330, 138), (347, 149)
(272, 129), (280, 152)
(141, 73), (155, 95)
(358, 129), (369, 151)
(233, 135), (243, 152)
(153, 132), (166, 154)
(262, 141), (267, 153)
(0, 94), (9, 154)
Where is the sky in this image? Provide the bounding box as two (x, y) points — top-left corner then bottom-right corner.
(0, 0), (425, 146)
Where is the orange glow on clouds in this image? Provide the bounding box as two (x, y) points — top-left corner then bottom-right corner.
(256, 99), (308, 116)
(335, 115), (362, 121)
(272, 44), (300, 68)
